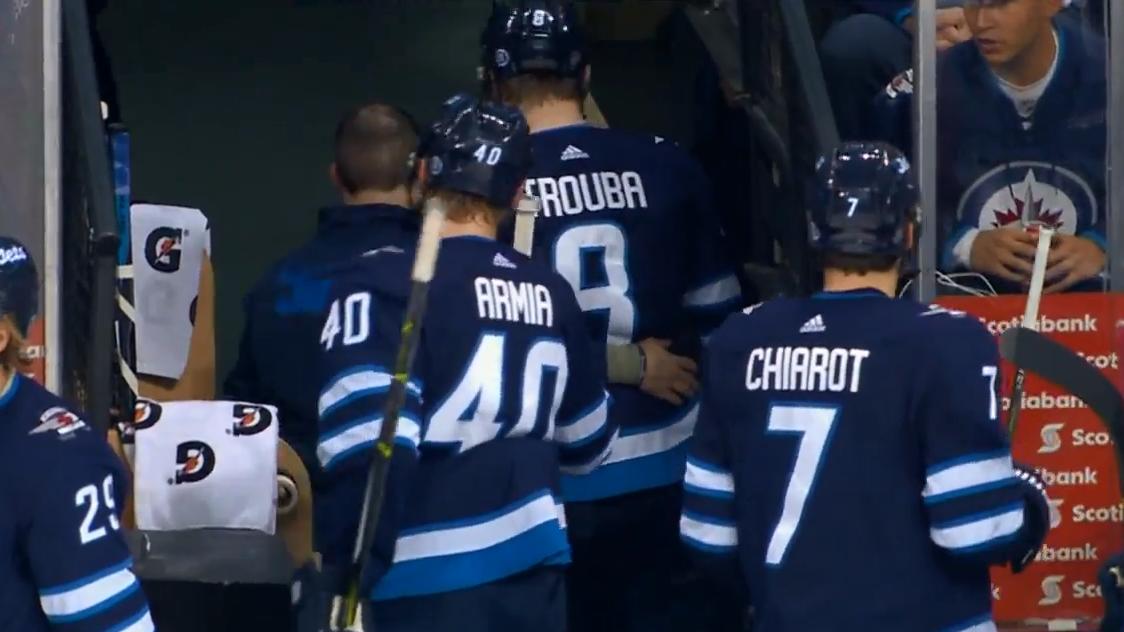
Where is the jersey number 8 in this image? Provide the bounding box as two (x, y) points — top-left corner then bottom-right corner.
(553, 223), (636, 344)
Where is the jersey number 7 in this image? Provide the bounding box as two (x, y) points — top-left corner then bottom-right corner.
(765, 404), (840, 566)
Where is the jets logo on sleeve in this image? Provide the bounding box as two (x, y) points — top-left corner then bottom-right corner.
(230, 404), (273, 436)
(172, 440), (216, 484)
(29, 407), (88, 438)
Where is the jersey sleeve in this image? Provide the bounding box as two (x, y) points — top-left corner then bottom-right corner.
(314, 274), (422, 588)
(680, 351), (738, 557)
(918, 314), (1046, 567)
(551, 279), (614, 475)
(21, 446), (153, 632)
(680, 157), (744, 333)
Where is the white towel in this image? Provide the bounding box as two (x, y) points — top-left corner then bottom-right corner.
(129, 204), (209, 379)
(133, 399), (278, 534)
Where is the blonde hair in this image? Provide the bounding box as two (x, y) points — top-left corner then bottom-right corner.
(432, 190), (512, 225)
(0, 315), (29, 372)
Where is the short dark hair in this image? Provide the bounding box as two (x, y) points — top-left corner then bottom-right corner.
(822, 252), (900, 275)
(495, 74), (583, 109)
(333, 104), (419, 194)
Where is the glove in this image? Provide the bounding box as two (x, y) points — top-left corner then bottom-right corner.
(1011, 463), (1051, 574)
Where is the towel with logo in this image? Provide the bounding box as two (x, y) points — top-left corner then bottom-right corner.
(133, 399), (278, 534)
(130, 204), (211, 379)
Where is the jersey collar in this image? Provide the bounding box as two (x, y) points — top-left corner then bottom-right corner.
(531, 121), (593, 136)
(0, 373), (20, 410)
(317, 203), (420, 232)
(812, 288), (889, 300)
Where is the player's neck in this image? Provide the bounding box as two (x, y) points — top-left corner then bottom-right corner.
(440, 215), (497, 241)
(341, 186), (411, 208)
(821, 269), (898, 298)
(994, 26), (1057, 87)
(520, 99), (585, 133)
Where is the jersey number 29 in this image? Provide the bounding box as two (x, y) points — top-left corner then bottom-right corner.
(76, 474), (121, 545)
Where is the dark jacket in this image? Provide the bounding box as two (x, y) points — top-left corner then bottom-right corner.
(224, 203), (420, 482)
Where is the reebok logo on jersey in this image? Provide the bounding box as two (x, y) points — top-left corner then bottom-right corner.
(799, 315), (825, 333)
(492, 253), (517, 269)
(30, 407), (87, 438)
(560, 145), (589, 161)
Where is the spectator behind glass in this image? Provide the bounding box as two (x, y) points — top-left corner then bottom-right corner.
(819, 1), (971, 139)
(873, 0), (1105, 295)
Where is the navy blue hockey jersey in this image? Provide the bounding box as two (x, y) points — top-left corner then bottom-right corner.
(315, 236), (613, 601)
(225, 203), (420, 478)
(0, 375), (153, 632)
(519, 123), (742, 502)
(872, 20), (1106, 292)
(682, 290), (1043, 631)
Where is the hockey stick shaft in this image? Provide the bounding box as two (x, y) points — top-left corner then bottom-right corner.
(1007, 227), (1053, 434)
(513, 195), (540, 257)
(331, 198), (447, 631)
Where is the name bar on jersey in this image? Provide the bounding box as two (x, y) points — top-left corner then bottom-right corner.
(746, 346), (870, 394)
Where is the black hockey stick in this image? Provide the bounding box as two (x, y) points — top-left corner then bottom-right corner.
(999, 326), (1124, 497)
(330, 198), (448, 631)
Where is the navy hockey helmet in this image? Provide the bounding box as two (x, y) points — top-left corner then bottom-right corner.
(0, 236), (39, 337)
(481, 0), (587, 81)
(418, 93), (533, 207)
(807, 142), (919, 257)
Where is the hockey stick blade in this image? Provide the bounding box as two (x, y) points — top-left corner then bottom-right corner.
(999, 326), (1124, 496)
(329, 198), (448, 631)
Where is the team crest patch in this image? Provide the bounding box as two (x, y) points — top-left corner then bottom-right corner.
(957, 162), (1097, 235)
(30, 407), (88, 438)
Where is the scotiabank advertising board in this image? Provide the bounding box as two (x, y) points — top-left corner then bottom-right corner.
(937, 293), (1122, 626)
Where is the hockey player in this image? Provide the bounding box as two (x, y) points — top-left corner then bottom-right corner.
(873, 0), (1105, 294)
(315, 94), (613, 632)
(225, 103), (422, 478)
(680, 143), (1051, 631)
(0, 236), (153, 632)
(481, 3), (744, 629)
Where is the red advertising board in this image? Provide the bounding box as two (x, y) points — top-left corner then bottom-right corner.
(937, 293), (1123, 627)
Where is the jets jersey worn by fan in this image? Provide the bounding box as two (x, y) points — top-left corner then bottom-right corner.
(0, 375), (153, 632)
(315, 236), (613, 601)
(682, 290), (1045, 632)
(872, 19), (1106, 292)
(519, 124), (742, 501)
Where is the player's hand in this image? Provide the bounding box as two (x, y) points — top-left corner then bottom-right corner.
(903, 8), (971, 52)
(638, 338), (698, 406)
(968, 228), (1038, 283)
(1044, 235), (1105, 294)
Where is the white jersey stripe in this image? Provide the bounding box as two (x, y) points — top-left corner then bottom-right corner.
(40, 563), (138, 620)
